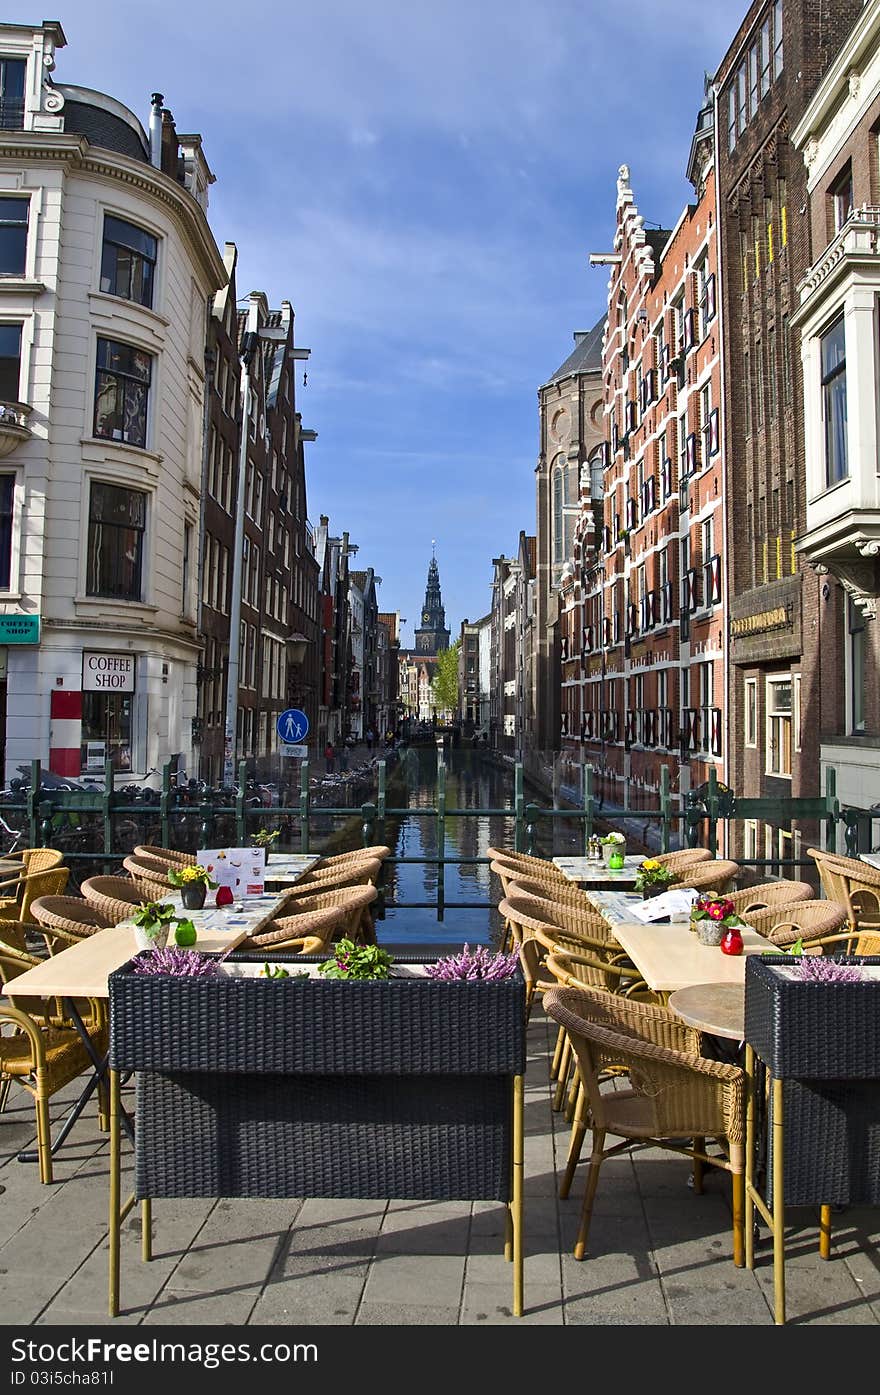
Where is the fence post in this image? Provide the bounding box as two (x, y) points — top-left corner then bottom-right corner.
(684, 788), (702, 848)
(103, 758), (114, 858)
(160, 761), (173, 849)
(843, 808), (861, 858)
(299, 759), (310, 854)
(824, 766), (839, 854)
(38, 799), (52, 848)
(525, 803), (539, 856)
(199, 784), (215, 849)
(659, 764), (671, 853)
(27, 759), (41, 848)
(376, 759), (386, 918)
(706, 767), (719, 858)
(582, 764), (594, 853)
(514, 763), (525, 853)
(236, 761), (248, 845)
(436, 761), (446, 921)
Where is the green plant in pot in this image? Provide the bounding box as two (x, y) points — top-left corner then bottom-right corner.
(167, 863), (217, 910)
(689, 894), (747, 949)
(251, 828), (281, 864)
(317, 939), (394, 980)
(603, 831), (626, 869)
(131, 901), (177, 952)
(633, 858), (675, 899)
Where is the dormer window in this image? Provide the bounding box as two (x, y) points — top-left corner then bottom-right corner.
(0, 58), (25, 130)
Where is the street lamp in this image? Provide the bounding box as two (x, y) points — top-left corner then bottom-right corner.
(286, 632), (310, 667)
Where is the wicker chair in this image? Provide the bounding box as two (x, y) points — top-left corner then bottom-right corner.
(249, 901), (348, 952)
(652, 848), (713, 872)
(807, 848), (880, 935)
(0, 866), (69, 926)
(727, 880), (813, 916)
(265, 885), (377, 943)
(281, 858), (382, 897)
(543, 986), (746, 1266)
(122, 855), (173, 900)
(313, 845), (391, 870)
(739, 899), (848, 947)
(132, 845), (194, 869)
(31, 896), (116, 951)
(80, 876), (144, 925)
(505, 873), (598, 912)
(673, 859), (739, 894)
(504, 886), (621, 953)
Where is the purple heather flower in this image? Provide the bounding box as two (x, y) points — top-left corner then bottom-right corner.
(131, 947), (219, 977)
(791, 957), (864, 984)
(425, 944), (520, 982)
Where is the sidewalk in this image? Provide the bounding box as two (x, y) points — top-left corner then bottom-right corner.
(1, 1007), (878, 1327)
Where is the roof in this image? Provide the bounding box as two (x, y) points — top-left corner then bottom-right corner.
(349, 570), (368, 590)
(645, 227), (673, 266)
(545, 313), (606, 385)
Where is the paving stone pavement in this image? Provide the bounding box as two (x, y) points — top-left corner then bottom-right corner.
(1, 1007), (878, 1328)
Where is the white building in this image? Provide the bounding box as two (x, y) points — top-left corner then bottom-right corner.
(0, 21), (226, 782)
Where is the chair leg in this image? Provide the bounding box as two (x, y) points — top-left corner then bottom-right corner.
(550, 1024), (565, 1082)
(560, 1080), (587, 1200)
(731, 1172), (745, 1267)
(552, 1038), (572, 1112)
(35, 1081), (53, 1185)
(565, 1069), (579, 1123)
(0, 1075), (10, 1113)
(574, 1127), (606, 1260)
(819, 1204), (832, 1260)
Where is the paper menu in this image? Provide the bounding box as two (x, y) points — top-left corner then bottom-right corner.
(627, 889), (700, 924)
(198, 847), (265, 897)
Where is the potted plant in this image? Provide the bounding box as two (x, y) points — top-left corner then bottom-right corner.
(251, 828), (281, 864)
(317, 939), (394, 980)
(167, 863), (217, 910)
(689, 893), (747, 950)
(131, 901), (177, 952)
(633, 858), (676, 899)
(603, 830), (626, 869)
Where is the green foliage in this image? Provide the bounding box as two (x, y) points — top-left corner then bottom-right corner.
(132, 901), (176, 930)
(318, 938), (395, 980)
(431, 639), (461, 715)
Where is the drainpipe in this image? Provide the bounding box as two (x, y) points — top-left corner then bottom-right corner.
(149, 93), (163, 168)
(712, 79), (730, 793)
(223, 331), (258, 786)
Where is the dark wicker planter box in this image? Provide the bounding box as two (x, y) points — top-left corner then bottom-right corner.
(109, 954), (526, 1203)
(745, 955), (880, 1206)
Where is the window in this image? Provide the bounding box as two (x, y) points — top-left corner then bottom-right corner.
(93, 338), (152, 447)
(821, 316), (848, 486)
(849, 599), (866, 733)
(743, 351), (752, 436)
(696, 257), (714, 339)
(551, 453), (577, 583)
(81, 689), (133, 773)
(766, 677), (793, 776)
(100, 215), (157, 308)
(737, 62), (747, 135)
(0, 57), (25, 130)
(182, 522), (192, 614)
(0, 322), (22, 401)
(700, 382), (712, 463)
(728, 90), (736, 152)
(0, 197), (28, 276)
(86, 482), (146, 601)
(779, 177), (788, 248)
(831, 166), (854, 234)
(749, 43), (759, 116)
(768, 323), (777, 420)
(701, 516), (713, 570)
(745, 678), (757, 747)
(782, 313), (791, 407)
(760, 18), (771, 96)
(0, 473), (13, 589)
(773, 1), (783, 80)
(744, 819), (758, 862)
(755, 338), (765, 426)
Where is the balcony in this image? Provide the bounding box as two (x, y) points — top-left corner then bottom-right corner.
(0, 401), (32, 457)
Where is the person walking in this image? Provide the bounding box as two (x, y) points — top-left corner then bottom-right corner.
(366, 728), (374, 753)
(324, 741), (335, 774)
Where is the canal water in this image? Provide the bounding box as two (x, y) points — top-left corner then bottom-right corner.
(319, 745), (584, 950)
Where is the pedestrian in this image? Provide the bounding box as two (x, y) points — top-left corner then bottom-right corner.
(324, 741), (335, 774)
(366, 728), (374, 753)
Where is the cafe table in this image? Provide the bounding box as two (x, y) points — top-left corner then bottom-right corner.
(260, 852), (321, 886)
(582, 888), (645, 924)
(666, 982), (746, 1041)
(552, 854), (644, 889)
(610, 918), (773, 998)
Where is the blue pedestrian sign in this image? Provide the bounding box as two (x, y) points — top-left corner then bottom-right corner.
(277, 708), (309, 744)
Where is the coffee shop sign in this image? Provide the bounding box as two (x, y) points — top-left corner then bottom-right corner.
(82, 652), (136, 692)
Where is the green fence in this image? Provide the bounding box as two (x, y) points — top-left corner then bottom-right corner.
(2, 753), (875, 917)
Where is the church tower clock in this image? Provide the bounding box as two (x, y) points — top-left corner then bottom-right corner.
(413, 551), (450, 654)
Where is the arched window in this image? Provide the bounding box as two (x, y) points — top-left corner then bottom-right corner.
(589, 447), (604, 502)
(551, 453), (578, 587)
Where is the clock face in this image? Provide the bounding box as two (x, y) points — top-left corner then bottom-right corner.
(423, 612), (430, 624)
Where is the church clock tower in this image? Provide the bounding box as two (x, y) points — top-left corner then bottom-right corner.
(414, 551), (450, 654)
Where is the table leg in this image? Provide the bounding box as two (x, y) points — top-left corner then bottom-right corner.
(771, 1077), (786, 1326)
(744, 1044), (755, 1270)
(512, 1073), (524, 1318)
(109, 1068), (121, 1318)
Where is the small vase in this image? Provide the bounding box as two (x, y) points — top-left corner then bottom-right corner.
(180, 881), (206, 911)
(133, 923), (170, 953)
(642, 885), (664, 900)
(215, 884), (234, 908)
(608, 850), (625, 870)
(696, 918), (726, 947)
(720, 926), (744, 956)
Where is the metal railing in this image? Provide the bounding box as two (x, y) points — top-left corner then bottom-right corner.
(2, 753), (875, 918)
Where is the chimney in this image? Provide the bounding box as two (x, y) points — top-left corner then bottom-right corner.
(320, 514), (329, 527)
(148, 93), (163, 167)
(160, 107), (179, 178)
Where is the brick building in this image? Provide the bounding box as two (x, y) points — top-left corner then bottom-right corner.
(584, 93), (726, 818)
(715, 0), (863, 869)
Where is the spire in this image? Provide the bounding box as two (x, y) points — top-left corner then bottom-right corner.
(414, 547), (450, 655)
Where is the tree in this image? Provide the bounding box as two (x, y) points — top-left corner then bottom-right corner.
(431, 640), (460, 718)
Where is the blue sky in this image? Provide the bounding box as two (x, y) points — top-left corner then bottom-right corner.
(54, 0), (735, 647)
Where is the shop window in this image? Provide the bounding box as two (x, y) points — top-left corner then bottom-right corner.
(100, 215), (157, 308)
(86, 482), (146, 601)
(0, 197), (28, 275)
(81, 690), (133, 773)
(93, 338), (152, 448)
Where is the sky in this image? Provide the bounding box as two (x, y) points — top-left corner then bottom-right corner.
(51, 0), (735, 648)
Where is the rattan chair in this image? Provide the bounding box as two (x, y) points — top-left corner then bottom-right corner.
(505, 885), (622, 953)
(674, 859), (739, 894)
(249, 901), (348, 952)
(807, 848), (880, 935)
(132, 845), (194, 869)
(266, 885), (377, 943)
(312, 845), (391, 870)
(543, 986), (746, 1266)
(122, 855), (172, 900)
(31, 896), (116, 951)
(652, 848), (713, 872)
(727, 880), (813, 916)
(80, 876), (143, 925)
(281, 858), (382, 896)
(739, 899), (848, 947)
(505, 873), (598, 913)
(0, 866), (69, 926)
